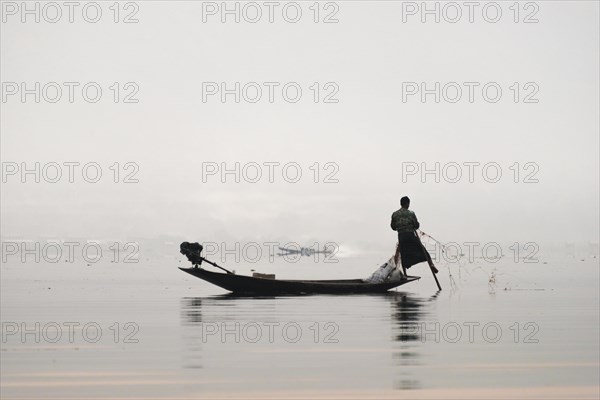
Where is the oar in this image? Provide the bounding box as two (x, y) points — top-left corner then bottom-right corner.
(415, 231), (442, 291)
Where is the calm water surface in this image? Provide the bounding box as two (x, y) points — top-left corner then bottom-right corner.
(1, 251), (599, 399)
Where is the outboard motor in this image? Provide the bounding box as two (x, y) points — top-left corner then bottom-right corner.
(180, 242), (204, 266)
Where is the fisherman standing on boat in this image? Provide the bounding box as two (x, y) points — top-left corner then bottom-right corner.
(391, 196), (438, 274)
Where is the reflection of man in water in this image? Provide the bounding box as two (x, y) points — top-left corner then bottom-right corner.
(391, 196), (438, 274)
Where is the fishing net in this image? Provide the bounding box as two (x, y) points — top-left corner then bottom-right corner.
(363, 255), (404, 283)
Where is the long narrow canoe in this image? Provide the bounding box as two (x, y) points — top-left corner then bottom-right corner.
(179, 267), (420, 295)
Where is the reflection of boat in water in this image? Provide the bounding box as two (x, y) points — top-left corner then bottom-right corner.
(390, 291), (439, 342)
(179, 267), (420, 295)
(180, 292), (438, 382)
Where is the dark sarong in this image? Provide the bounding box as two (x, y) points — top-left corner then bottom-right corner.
(397, 231), (430, 270)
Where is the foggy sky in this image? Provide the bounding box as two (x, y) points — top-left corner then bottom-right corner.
(1, 1), (598, 250)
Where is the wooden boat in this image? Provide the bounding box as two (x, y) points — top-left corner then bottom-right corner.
(179, 267), (420, 295)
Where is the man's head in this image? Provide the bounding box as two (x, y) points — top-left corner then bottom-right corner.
(400, 196), (410, 208)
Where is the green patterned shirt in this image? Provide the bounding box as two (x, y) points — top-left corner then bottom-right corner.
(390, 208), (420, 233)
